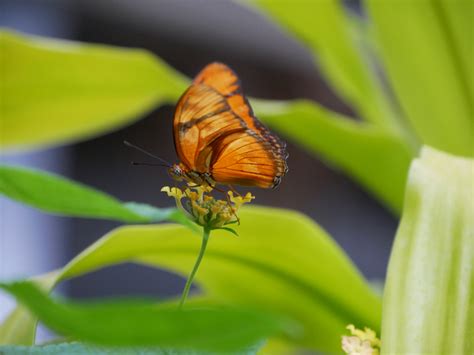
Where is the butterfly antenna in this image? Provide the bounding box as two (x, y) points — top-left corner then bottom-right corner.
(131, 161), (170, 168)
(123, 140), (172, 167)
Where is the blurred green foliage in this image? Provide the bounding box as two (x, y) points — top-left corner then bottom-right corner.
(253, 99), (413, 212)
(0, 281), (281, 352)
(253, 0), (401, 130)
(0, 0), (472, 353)
(0, 165), (194, 228)
(252, 0), (473, 212)
(366, 0), (473, 155)
(0, 31), (187, 151)
(0, 202), (382, 352)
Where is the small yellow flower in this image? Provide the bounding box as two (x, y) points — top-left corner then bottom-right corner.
(190, 200), (208, 225)
(228, 191), (255, 211)
(342, 324), (380, 355)
(342, 336), (376, 355)
(161, 186), (183, 199)
(162, 183), (254, 230)
(210, 204), (222, 214)
(161, 186), (185, 210)
(185, 189), (199, 202)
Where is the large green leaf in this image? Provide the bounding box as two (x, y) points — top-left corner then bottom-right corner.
(251, 0), (402, 132)
(0, 165), (192, 227)
(0, 207), (381, 353)
(0, 281), (281, 352)
(254, 99), (414, 213)
(437, 0), (474, 104)
(366, 0), (473, 156)
(381, 147), (473, 354)
(0, 30), (187, 152)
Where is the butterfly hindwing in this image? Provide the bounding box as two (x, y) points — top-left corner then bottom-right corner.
(210, 130), (283, 188)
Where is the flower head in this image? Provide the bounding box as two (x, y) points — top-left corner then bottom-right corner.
(161, 184), (254, 229)
(341, 324), (381, 355)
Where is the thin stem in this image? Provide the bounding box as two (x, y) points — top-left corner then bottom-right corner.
(178, 227), (210, 309)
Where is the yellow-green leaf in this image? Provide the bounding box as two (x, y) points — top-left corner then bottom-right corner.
(365, 1), (473, 156)
(254, 99), (414, 213)
(0, 207), (381, 353)
(0, 165), (193, 228)
(251, 0), (401, 131)
(0, 30), (187, 152)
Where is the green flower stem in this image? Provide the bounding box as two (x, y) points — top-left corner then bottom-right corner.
(179, 227), (210, 309)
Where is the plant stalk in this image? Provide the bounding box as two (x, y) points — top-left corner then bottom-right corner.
(178, 227), (210, 309)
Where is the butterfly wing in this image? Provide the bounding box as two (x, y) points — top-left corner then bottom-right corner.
(173, 84), (244, 172)
(194, 62), (268, 134)
(193, 62), (240, 96)
(173, 62), (288, 187)
(210, 130), (287, 188)
(194, 62), (288, 169)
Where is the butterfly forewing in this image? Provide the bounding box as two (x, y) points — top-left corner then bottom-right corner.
(173, 62), (288, 188)
(194, 63), (288, 166)
(194, 62), (240, 96)
(173, 84), (244, 171)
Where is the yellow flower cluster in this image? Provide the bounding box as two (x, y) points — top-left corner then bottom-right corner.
(341, 324), (381, 355)
(161, 184), (254, 229)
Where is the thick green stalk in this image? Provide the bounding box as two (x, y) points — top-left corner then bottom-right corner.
(381, 147), (473, 354)
(179, 227), (210, 309)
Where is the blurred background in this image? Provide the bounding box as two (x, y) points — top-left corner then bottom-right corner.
(0, 0), (396, 326)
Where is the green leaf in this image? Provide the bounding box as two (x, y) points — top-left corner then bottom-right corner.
(62, 207), (381, 352)
(0, 165), (190, 226)
(123, 202), (198, 231)
(217, 227), (239, 237)
(0, 207), (381, 353)
(0, 30), (187, 152)
(254, 99), (414, 213)
(436, 0), (474, 104)
(0, 342), (260, 355)
(0, 282), (281, 352)
(0, 272), (59, 345)
(251, 0), (401, 131)
(365, 1), (473, 156)
(381, 147), (473, 354)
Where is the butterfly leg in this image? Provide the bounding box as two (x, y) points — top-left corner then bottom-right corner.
(228, 184), (242, 197)
(222, 190), (240, 226)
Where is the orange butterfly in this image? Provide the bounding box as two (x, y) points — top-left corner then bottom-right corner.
(168, 62), (288, 189)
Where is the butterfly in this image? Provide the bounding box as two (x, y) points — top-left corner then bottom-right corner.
(167, 62), (288, 190)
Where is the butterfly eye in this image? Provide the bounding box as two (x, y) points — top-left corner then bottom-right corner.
(168, 165), (183, 181)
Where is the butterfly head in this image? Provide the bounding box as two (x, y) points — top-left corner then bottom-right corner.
(168, 163), (187, 182)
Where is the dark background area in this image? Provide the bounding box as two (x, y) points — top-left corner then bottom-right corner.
(0, 0), (396, 303)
